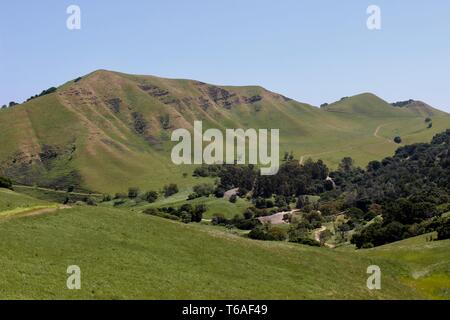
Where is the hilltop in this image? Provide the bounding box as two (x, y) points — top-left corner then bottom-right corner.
(1, 70), (449, 193)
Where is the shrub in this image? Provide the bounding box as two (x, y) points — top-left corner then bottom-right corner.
(214, 187), (225, 198)
(85, 198), (97, 206)
(268, 225), (287, 241)
(211, 213), (228, 225)
(248, 227), (275, 241)
(193, 183), (214, 197)
(229, 194), (237, 203)
(192, 204), (206, 222)
(163, 184), (179, 197)
(128, 187), (140, 199)
(436, 218), (450, 240)
(0, 176), (13, 189)
(289, 237), (320, 247)
(187, 193), (200, 200)
(142, 191), (158, 203)
(394, 136), (402, 144)
(180, 212), (192, 224)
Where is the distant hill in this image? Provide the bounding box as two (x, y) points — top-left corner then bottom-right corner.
(1, 70), (449, 193)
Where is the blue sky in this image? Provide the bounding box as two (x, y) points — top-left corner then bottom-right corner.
(1, 0), (450, 111)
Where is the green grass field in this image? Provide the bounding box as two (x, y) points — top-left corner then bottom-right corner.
(0, 191), (448, 300)
(0, 188), (50, 212)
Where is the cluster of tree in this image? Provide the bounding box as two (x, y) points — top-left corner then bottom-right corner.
(188, 183), (215, 200)
(282, 151), (295, 161)
(248, 224), (288, 241)
(1, 101), (19, 109)
(0, 175), (13, 189)
(253, 159), (330, 198)
(324, 130), (450, 247)
(351, 215), (450, 248)
(247, 211), (323, 247)
(110, 187), (159, 205)
(391, 99), (415, 107)
(218, 164), (257, 192)
(253, 194), (293, 211)
(212, 212), (260, 231)
(144, 203), (206, 224)
(26, 87), (57, 102)
(192, 164), (222, 177)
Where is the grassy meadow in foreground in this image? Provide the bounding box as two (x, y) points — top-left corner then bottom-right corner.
(0, 198), (448, 300)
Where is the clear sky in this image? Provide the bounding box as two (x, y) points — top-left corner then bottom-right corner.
(1, 0), (450, 111)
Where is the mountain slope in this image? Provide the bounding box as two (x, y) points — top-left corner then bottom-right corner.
(0, 70), (449, 193)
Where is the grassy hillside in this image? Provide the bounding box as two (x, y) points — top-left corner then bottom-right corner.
(0, 188), (50, 212)
(1, 70), (449, 193)
(362, 234), (450, 299)
(0, 202), (448, 299)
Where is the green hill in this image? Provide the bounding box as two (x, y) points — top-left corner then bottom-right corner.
(0, 199), (448, 299)
(1, 70), (449, 193)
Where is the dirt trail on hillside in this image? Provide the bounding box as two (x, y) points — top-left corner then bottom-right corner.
(314, 226), (335, 248)
(299, 123), (401, 165)
(0, 205), (71, 223)
(14, 185), (102, 197)
(257, 210), (299, 225)
(373, 123), (392, 142)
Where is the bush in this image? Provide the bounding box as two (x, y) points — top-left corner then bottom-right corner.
(142, 191), (158, 203)
(187, 193), (200, 200)
(211, 213), (228, 225)
(229, 194), (237, 203)
(193, 183), (214, 197)
(436, 218), (450, 240)
(248, 225), (287, 241)
(214, 187), (225, 198)
(0, 176), (12, 189)
(192, 204), (206, 222)
(113, 199), (126, 206)
(180, 212), (192, 224)
(268, 225), (287, 241)
(128, 187), (140, 199)
(248, 227), (275, 241)
(394, 136), (402, 144)
(85, 198), (97, 206)
(289, 237), (320, 247)
(163, 184), (179, 197)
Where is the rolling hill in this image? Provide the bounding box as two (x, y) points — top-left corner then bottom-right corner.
(1, 70), (449, 193)
(0, 191), (448, 299)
